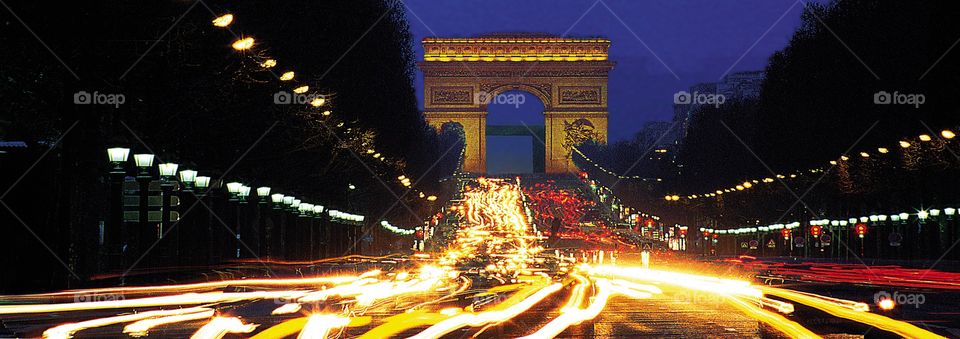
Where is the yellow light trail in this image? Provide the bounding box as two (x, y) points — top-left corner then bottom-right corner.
(0, 291), (308, 315)
(42, 307), (212, 339)
(191, 316), (258, 339)
(123, 309), (216, 337)
(8, 273), (372, 299)
(408, 281), (563, 339)
(298, 314), (351, 339)
(760, 286), (946, 338)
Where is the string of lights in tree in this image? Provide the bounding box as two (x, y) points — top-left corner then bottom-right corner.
(211, 13), (437, 205)
(699, 207), (958, 237)
(570, 146), (663, 182)
(584, 178), (664, 225)
(666, 128), (959, 202)
(379, 220), (416, 236)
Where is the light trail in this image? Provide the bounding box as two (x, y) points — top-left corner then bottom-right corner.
(123, 309), (216, 337)
(0, 291), (308, 315)
(297, 314), (351, 339)
(2, 177), (952, 338)
(760, 286), (946, 338)
(408, 282), (564, 339)
(190, 317), (258, 339)
(42, 307), (213, 339)
(5, 273), (375, 300)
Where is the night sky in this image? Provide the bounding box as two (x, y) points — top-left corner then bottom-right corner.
(402, 0), (817, 172)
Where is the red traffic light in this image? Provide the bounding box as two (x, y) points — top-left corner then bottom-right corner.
(810, 225), (822, 237)
(781, 228), (791, 239)
(854, 223), (867, 238)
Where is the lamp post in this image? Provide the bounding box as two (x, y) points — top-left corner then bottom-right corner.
(255, 187), (271, 256)
(158, 162), (178, 264)
(175, 169), (197, 264)
(133, 153), (155, 259)
(106, 147), (129, 267)
(195, 176), (212, 265)
(270, 193), (284, 258)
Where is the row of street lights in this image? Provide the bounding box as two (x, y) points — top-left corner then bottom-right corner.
(105, 147), (371, 266)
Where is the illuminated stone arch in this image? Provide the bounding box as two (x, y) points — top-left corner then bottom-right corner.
(419, 33), (613, 173)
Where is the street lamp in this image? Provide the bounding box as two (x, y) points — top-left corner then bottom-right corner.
(238, 185), (251, 204)
(299, 203), (313, 217)
(178, 169), (197, 192)
(158, 163), (179, 178)
(195, 176), (211, 190)
(256, 186), (271, 203)
(105, 147), (130, 266)
(271, 194), (285, 209)
(226, 182), (242, 201)
(134, 154), (155, 173)
(107, 147), (130, 169)
(157, 162), (178, 243)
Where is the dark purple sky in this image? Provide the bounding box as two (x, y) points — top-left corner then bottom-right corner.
(403, 0), (816, 143)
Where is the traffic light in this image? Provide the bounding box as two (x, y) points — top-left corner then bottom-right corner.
(854, 223), (867, 238)
(679, 227), (687, 238)
(781, 228), (791, 240)
(810, 225), (822, 237)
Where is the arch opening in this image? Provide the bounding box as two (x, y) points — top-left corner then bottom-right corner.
(485, 90), (546, 174)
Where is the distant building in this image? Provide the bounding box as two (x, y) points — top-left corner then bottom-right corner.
(672, 71), (764, 144)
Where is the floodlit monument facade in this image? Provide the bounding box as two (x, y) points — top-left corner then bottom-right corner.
(419, 33), (613, 173)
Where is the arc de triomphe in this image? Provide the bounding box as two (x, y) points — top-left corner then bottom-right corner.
(419, 34), (613, 173)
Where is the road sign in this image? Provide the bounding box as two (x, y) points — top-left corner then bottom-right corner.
(794, 237), (805, 248)
(748, 240), (758, 250)
(820, 234), (832, 246)
(740, 242), (748, 249)
(767, 239), (776, 248)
